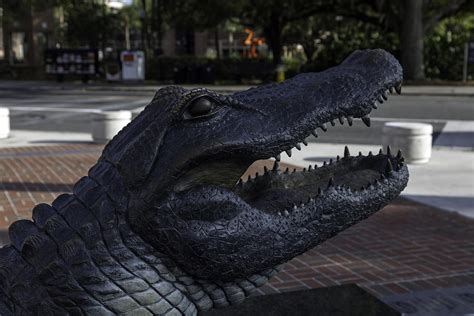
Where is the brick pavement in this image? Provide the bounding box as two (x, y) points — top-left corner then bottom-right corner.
(0, 144), (473, 314)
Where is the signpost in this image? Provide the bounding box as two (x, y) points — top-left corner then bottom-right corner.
(463, 42), (474, 82)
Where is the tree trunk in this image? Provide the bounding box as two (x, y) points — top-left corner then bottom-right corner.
(2, 8), (12, 64)
(266, 12), (283, 66)
(400, 0), (425, 81)
(214, 27), (220, 59)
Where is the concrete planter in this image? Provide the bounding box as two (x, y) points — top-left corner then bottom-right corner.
(0, 108), (10, 139)
(382, 122), (433, 164)
(92, 110), (131, 144)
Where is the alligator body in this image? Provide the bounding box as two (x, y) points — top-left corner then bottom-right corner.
(0, 49), (408, 315)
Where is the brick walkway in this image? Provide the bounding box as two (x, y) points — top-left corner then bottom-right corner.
(1, 145), (473, 314)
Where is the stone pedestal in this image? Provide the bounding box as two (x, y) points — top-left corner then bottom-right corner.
(92, 110), (131, 144)
(202, 284), (399, 316)
(382, 122), (433, 164)
(0, 108), (10, 139)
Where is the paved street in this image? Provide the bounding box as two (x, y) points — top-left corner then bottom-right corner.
(0, 82), (473, 147)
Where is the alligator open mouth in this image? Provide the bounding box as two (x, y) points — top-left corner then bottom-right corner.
(234, 84), (405, 216)
(125, 49), (409, 282)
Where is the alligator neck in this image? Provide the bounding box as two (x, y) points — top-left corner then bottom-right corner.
(18, 161), (279, 314)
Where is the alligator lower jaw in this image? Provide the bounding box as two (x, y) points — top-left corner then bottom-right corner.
(235, 147), (405, 215)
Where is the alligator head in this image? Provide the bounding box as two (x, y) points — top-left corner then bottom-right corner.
(101, 49), (408, 287)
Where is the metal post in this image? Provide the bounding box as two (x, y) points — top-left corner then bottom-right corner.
(463, 43), (469, 83)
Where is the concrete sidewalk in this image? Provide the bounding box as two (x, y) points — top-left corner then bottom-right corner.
(1, 80), (474, 96)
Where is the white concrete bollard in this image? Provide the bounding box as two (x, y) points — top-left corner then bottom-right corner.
(0, 108), (10, 139)
(92, 110), (132, 144)
(382, 122), (433, 164)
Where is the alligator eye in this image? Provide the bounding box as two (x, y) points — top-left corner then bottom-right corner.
(187, 97), (214, 117)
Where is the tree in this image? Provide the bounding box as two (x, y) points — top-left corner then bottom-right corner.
(328, 0), (474, 80)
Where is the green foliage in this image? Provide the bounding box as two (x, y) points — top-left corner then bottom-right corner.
(424, 14), (474, 80)
(290, 15), (399, 72)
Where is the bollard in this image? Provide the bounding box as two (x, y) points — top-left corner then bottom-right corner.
(0, 108), (10, 139)
(382, 122), (433, 164)
(92, 110), (132, 144)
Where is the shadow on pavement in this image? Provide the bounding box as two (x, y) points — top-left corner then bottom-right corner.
(404, 194), (474, 218)
(0, 182), (73, 192)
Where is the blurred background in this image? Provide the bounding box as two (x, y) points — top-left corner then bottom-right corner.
(0, 0), (473, 84)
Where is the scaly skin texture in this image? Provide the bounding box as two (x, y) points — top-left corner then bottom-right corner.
(0, 49), (408, 315)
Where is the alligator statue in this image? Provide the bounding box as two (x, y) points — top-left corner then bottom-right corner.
(0, 49), (408, 315)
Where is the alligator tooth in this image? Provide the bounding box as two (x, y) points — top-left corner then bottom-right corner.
(308, 165), (313, 171)
(320, 123), (328, 132)
(395, 84), (402, 94)
(275, 154), (281, 161)
(302, 139), (308, 146)
(329, 158), (333, 164)
(247, 175), (252, 182)
(303, 167), (306, 172)
(377, 96), (384, 104)
(386, 145), (392, 157)
(300, 202), (305, 207)
(283, 210), (290, 217)
(285, 167), (289, 174)
(295, 143), (301, 150)
(312, 130), (319, 138)
(277, 211), (282, 216)
(382, 91), (388, 100)
(372, 102), (378, 109)
(379, 148), (383, 155)
(330, 120), (336, 126)
(389, 87), (394, 94)
(368, 151), (373, 156)
(339, 117), (345, 125)
(396, 150), (403, 160)
(293, 168), (297, 173)
(255, 172), (259, 178)
(385, 159), (393, 174)
(358, 151), (362, 157)
(336, 155), (340, 162)
(272, 160), (280, 172)
(264, 166), (268, 173)
(347, 116), (353, 126)
(327, 177), (335, 188)
(361, 115), (371, 127)
(323, 161), (327, 166)
(344, 146), (350, 158)
(308, 197), (314, 203)
(286, 149), (292, 157)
